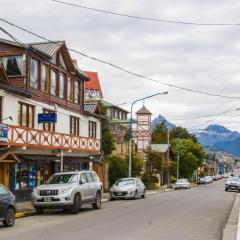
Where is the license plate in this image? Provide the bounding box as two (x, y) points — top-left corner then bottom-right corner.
(44, 198), (52, 202)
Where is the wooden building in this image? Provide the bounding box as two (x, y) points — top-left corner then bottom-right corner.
(0, 38), (103, 201)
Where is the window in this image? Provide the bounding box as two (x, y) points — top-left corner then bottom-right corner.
(0, 185), (9, 197)
(89, 121), (97, 138)
(70, 116), (79, 136)
(41, 64), (49, 92)
(79, 173), (88, 184)
(59, 73), (65, 99)
(30, 58), (39, 89)
(2, 55), (23, 76)
(91, 172), (98, 182)
(59, 52), (67, 70)
(74, 80), (80, 104)
(67, 78), (73, 101)
(18, 102), (34, 128)
(85, 172), (94, 183)
(43, 109), (55, 132)
(51, 69), (58, 96)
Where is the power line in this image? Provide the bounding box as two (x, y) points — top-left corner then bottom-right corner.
(52, 0), (240, 26)
(1, 18), (240, 100)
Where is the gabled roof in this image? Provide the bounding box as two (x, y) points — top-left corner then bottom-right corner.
(29, 41), (64, 58)
(136, 105), (152, 115)
(100, 99), (129, 113)
(84, 71), (103, 98)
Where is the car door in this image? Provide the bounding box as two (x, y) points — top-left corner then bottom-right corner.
(136, 179), (143, 195)
(79, 173), (89, 202)
(85, 172), (95, 201)
(0, 185), (10, 220)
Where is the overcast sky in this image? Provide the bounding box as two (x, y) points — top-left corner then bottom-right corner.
(2, 0), (240, 131)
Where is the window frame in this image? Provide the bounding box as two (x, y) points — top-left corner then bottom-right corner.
(89, 121), (97, 139)
(18, 102), (35, 128)
(30, 58), (40, 89)
(2, 55), (23, 77)
(70, 116), (80, 136)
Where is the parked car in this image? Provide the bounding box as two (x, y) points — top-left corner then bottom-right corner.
(174, 179), (190, 190)
(225, 176), (240, 192)
(199, 176), (213, 184)
(0, 184), (16, 227)
(110, 178), (146, 200)
(31, 171), (102, 214)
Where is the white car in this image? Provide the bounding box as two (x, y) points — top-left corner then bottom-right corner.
(31, 171), (102, 214)
(110, 178), (146, 200)
(174, 179), (190, 190)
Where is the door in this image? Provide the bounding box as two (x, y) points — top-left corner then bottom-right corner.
(79, 173), (88, 202)
(0, 163), (10, 188)
(85, 172), (95, 201)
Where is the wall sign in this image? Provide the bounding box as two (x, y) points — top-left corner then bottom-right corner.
(38, 112), (57, 123)
(0, 123), (8, 142)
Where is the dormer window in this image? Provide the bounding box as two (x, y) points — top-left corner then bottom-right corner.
(2, 55), (23, 76)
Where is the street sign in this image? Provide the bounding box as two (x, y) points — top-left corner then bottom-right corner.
(0, 123), (8, 142)
(38, 112), (57, 123)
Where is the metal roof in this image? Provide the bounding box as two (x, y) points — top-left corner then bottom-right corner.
(136, 105), (152, 115)
(29, 41), (63, 58)
(84, 103), (98, 114)
(100, 99), (129, 113)
(151, 144), (170, 153)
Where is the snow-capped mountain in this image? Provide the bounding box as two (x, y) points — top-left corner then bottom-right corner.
(192, 124), (240, 148)
(151, 114), (176, 130)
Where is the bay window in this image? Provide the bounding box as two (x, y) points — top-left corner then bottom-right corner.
(2, 55), (23, 76)
(41, 64), (49, 92)
(59, 73), (65, 99)
(51, 69), (57, 96)
(30, 58), (39, 89)
(67, 78), (73, 101)
(74, 80), (80, 104)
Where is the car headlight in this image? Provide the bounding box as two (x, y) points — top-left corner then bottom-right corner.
(33, 188), (40, 195)
(60, 187), (72, 195)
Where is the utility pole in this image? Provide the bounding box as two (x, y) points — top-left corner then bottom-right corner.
(167, 128), (170, 187)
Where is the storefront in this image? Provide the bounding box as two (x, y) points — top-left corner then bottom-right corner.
(0, 152), (93, 201)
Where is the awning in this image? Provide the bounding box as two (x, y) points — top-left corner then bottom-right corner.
(0, 151), (21, 163)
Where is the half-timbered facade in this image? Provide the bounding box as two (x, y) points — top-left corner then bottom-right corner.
(0, 38), (102, 200)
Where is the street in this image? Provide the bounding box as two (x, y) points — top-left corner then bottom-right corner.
(0, 180), (236, 240)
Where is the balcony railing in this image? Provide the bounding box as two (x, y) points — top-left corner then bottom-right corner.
(2, 125), (100, 153)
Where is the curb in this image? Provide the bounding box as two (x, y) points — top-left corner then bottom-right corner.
(222, 194), (240, 240)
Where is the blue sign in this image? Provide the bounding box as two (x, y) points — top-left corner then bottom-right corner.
(0, 123), (8, 142)
(38, 112), (57, 123)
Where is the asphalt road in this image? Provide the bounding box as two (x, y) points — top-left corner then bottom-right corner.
(0, 180), (237, 240)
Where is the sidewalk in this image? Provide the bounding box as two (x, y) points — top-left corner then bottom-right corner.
(222, 194), (240, 240)
(16, 188), (173, 218)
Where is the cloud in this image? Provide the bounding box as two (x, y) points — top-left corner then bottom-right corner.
(2, 0), (240, 131)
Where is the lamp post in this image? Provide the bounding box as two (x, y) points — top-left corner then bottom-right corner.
(128, 91), (168, 178)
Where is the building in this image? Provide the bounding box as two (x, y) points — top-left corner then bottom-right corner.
(133, 105), (152, 152)
(101, 99), (130, 158)
(84, 71), (103, 100)
(0, 38), (102, 201)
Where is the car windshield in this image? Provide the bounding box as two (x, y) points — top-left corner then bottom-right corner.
(46, 174), (78, 184)
(177, 179), (187, 183)
(116, 179), (136, 186)
(228, 177), (239, 182)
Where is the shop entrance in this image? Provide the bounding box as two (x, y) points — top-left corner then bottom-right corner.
(0, 152), (21, 191)
(0, 162), (14, 189)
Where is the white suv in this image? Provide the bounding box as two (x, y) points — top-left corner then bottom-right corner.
(31, 171), (102, 214)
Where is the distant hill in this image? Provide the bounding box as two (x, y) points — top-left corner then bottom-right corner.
(151, 114), (176, 130)
(192, 124), (240, 157)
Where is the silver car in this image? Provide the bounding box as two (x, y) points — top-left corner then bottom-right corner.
(31, 171), (102, 214)
(174, 179), (190, 190)
(110, 178), (146, 200)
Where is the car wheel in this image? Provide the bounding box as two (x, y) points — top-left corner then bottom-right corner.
(142, 189), (146, 198)
(35, 207), (44, 215)
(71, 193), (81, 214)
(92, 192), (101, 209)
(134, 190), (138, 200)
(225, 188), (228, 192)
(3, 207), (15, 227)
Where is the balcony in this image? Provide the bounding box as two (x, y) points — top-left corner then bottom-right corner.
(1, 125), (100, 153)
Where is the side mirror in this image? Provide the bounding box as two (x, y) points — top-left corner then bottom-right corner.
(79, 179), (87, 185)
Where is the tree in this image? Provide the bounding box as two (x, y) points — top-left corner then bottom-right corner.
(98, 101), (115, 156)
(106, 156), (128, 186)
(152, 122), (167, 144)
(170, 127), (197, 143)
(171, 138), (205, 179)
(125, 152), (143, 177)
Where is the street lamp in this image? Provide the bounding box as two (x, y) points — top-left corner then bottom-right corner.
(128, 91), (168, 177)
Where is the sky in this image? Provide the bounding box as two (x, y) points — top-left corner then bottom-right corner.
(1, 0), (240, 131)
